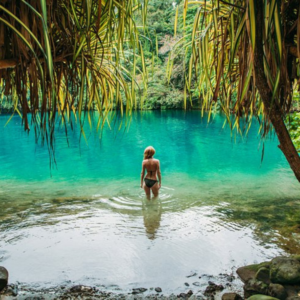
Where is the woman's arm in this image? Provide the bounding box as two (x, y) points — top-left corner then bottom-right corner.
(157, 160), (161, 188)
(140, 161), (145, 188)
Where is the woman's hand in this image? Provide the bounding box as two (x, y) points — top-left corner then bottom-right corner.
(158, 183), (161, 189)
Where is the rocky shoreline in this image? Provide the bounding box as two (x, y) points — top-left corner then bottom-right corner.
(1, 256), (300, 299)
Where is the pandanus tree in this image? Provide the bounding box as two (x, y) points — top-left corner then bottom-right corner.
(0, 0), (146, 158)
(172, 0), (300, 182)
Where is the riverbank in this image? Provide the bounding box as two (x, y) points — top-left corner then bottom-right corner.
(0, 269), (242, 299)
(2, 255), (300, 299)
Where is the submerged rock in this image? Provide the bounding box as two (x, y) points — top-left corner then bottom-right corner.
(0, 266), (8, 291)
(187, 289), (193, 295)
(178, 292), (187, 298)
(221, 292), (243, 300)
(132, 287), (147, 294)
(270, 257), (300, 284)
(155, 287), (162, 293)
(227, 275), (235, 282)
(177, 290), (193, 298)
(204, 282), (224, 295)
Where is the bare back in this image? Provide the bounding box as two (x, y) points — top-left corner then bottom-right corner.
(143, 158), (159, 180)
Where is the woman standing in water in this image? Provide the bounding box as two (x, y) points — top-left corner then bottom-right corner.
(140, 146), (161, 199)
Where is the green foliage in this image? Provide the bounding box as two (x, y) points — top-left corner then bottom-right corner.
(0, 0), (148, 155)
(287, 113), (300, 152)
(171, 0), (300, 135)
(135, 0), (201, 110)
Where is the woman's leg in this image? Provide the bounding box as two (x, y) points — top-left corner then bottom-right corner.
(143, 183), (151, 200)
(151, 183), (159, 198)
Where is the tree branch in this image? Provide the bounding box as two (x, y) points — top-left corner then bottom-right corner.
(219, 0), (245, 11)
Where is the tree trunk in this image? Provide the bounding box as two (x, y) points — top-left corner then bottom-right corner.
(254, 0), (300, 182)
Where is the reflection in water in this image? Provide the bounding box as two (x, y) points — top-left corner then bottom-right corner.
(142, 199), (162, 240)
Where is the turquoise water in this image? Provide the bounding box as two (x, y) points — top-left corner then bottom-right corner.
(0, 111), (300, 295)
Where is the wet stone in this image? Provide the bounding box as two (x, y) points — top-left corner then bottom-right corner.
(204, 283), (224, 295)
(244, 279), (268, 298)
(69, 285), (94, 293)
(222, 292), (243, 300)
(193, 282), (201, 286)
(3, 284), (18, 296)
(155, 287), (162, 293)
(0, 266), (8, 291)
(177, 291), (193, 298)
(268, 283), (287, 300)
(178, 292), (187, 298)
(227, 275), (235, 282)
(270, 257), (300, 284)
(184, 282), (190, 286)
(255, 267), (271, 284)
(132, 287), (147, 294)
(237, 264), (262, 283)
(247, 296), (280, 300)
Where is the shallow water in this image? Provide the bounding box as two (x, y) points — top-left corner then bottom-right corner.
(0, 111), (300, 295)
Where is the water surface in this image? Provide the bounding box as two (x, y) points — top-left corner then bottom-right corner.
(0, 111), (299, 295)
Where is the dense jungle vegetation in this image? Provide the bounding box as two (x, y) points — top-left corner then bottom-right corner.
(0, 0), (300, 181)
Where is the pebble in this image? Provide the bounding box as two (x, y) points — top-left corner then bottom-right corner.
(132, 287), (147, 294)
(184, 282), (189, 286)
(222, 292), (243, 300)
(178, 292), (187, 298)
(3, 284), (18, 297)
(155, 287), (162, 293)
(69, 285), (93, 293)
(204, 283), (225, 295)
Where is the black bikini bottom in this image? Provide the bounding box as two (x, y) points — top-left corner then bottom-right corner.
(144, 178), (158, 188)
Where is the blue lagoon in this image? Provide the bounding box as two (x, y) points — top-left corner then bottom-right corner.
(0, 111), (299, 295)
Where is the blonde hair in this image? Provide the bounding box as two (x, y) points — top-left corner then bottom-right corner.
(144, 146), (155, 159)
